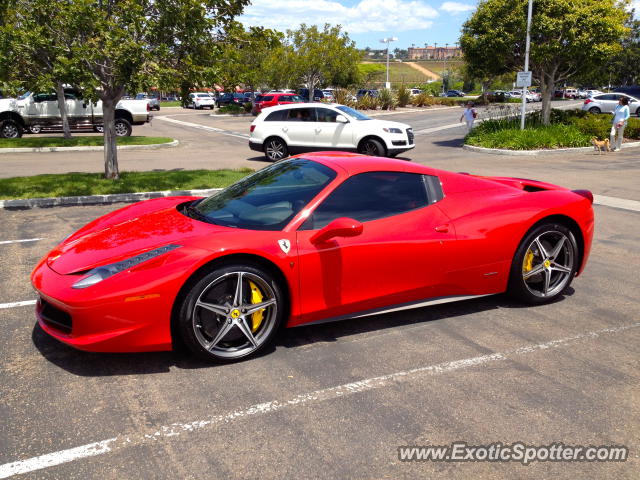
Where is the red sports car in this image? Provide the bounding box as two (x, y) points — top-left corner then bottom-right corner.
(31, 153), (594, 362)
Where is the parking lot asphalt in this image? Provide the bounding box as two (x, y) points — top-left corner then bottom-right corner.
(1, 101), (639, 479)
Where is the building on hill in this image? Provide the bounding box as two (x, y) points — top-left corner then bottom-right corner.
(407, 45), (461, 60)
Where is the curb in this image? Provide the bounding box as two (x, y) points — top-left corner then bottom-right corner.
(0, 139), (179, 154)
(209, 113), (254, 117)
(462, 140), (640, 156)
(0, 187), (222, 210)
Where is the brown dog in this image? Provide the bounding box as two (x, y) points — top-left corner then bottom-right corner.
(591, 137), (610, 153)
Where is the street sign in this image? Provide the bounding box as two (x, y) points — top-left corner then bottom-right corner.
(516, 71), (532, 87)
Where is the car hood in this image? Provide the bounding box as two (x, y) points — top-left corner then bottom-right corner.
(45, 197), (228, 275)
(366, 118), (412, 130)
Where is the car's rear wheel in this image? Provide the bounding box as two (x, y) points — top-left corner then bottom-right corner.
(589, 107), (601, 114)
(358, 138), (386, 157)
(0, 119), (22, 138)
(114, 118), (132, 137)
(508, 223), (578, 304)
(264, 137), (288, 161)
(177, 264), (284, 362)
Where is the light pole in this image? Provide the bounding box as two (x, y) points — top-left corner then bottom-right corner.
(380, 37), (398, 90)
(520, 0), (533, 130)
(442, 43), (448, 95)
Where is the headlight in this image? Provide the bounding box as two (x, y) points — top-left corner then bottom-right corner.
(383, 127), (403, 134)
(72, 244), (181, 289)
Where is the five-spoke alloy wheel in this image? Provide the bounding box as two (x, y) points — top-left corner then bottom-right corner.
(178, 264), (284, 362)
(264, 137), (288, 161)
(509, 223), (578, 304)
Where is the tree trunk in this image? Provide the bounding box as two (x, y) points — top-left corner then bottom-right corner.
(55, 82), (72, 139)
(540, 77), (555, 126)
(102, 97), (119, 179)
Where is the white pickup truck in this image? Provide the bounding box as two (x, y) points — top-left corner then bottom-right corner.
(0, 89), (152, 138)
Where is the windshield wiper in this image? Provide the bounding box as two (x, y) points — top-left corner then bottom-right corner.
(185, 203), (218, 225)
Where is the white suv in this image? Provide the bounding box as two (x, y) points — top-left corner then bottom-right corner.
(249, 103), (415, 161)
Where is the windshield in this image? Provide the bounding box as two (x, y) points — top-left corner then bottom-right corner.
(190, 159), (337, 230)
(17, 92), (32, 100)
(336, 105), (372, 121)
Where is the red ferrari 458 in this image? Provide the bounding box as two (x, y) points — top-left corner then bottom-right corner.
(31, 153), (594, 362)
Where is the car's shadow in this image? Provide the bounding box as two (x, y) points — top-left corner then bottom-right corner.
(430, 138), (466, 148)
(32, 288), (574, 377)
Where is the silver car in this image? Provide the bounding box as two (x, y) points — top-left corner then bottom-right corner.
(582, 93), (640, 116)
(135, 93), (160, 111)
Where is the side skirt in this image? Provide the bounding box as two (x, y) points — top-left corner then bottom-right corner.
(292, 293), (496, 328)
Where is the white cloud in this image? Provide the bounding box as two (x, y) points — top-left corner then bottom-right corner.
(239, 0), (439, 34)
(439, 2), (475, 14)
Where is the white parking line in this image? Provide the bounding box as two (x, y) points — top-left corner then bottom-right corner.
(0, 300), (36, 309)
(0, 238), (43, 245)
(155, 116), (249, 139)
(594, 195), (640, 212)
(1, 321), (637, 479)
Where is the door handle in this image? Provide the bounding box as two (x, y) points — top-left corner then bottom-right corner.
(282, 127), (288, 132)
(435, 224), (449, 233)
(315, 128), (321, 133)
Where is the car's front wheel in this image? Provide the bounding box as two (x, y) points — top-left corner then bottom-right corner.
(264, 137), (288, 161)
(358, 138), (386, 157)
(0, 119), (22, 138)
(588, 107), (601, 114)
(508, 223), (578, 304)
(177, 264), (284, 362)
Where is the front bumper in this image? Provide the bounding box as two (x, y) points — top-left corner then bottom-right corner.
(31, 260), (176, 353)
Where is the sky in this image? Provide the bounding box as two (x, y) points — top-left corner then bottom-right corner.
(239, 0), (640, 51)
(238, 0), (478, 50)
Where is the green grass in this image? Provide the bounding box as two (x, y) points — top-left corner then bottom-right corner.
(160, 101), (182, 107)
(0, 169), (254, 199)
(0, 136), (174, 149)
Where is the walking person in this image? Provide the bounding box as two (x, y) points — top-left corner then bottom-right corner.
(460, 101), (477, 133)
(610, 96), (630, 151)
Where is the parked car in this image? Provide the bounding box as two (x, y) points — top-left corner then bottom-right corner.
(322, 89), (335, 101)
(409, 88), (423, 96)
(249, 102), (414, 161)
(582, 93), (640, 116)
(509, 90), (536, 102)
(584, 89), (603, 98)
(135, 93), (160, 111)
(31, 154), (594, 362)
(216, 92), (245, 108)
(564, 88), (579, 99)
(356, 89), (379, 99)
(251, 93), (303, 115)
(614, 85), (640, 98)
(0, 89), (151, 138)
(186, 92), (215, 109)
(298, 88), (326, 102)
(446, 90), (465, 97)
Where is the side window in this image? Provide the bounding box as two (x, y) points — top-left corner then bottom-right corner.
(286, 108), (316, 122)
(315, 108), (339, 123)
(33, 93), (56, 102)
(260, 95), (274, 102)
(264, 109), (287, 121)
(300, 172), (431, 230)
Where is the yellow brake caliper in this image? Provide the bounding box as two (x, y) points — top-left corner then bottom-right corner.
(248, 281), (265, 332)
(523, 249), (534, 273)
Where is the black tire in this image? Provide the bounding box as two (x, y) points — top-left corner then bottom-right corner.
(358, 138), (386, 157)
(93, 125), (104, 133)
(264, 137), (288, 161)
(0, 119), (22, 138)
(114, 118), (132, 137)
(507, 222), (578, 305)
(588, 107), (601, 114)
(636, 107), (640, 117)
(177, 263), (284, 362)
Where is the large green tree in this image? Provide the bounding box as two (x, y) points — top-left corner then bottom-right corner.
(284, 24), (361, 97)
(461, 0), (628, 123)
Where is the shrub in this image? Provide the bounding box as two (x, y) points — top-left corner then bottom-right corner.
(412, 92), (432, 107)
(218, 104), (245, 114)
(378, 88), (396, 110)
(396, 85), (411, 108)
(624, 117), (640, 139)
(243, 102), (252, 113)
(334, 88), (356, 107)
(466, 124), (591, 150)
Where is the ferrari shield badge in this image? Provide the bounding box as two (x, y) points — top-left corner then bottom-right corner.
(278, 239), (291, 254)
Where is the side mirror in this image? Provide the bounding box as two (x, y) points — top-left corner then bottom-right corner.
(336, 115), (348, 124)
(310, 217), (363, 245)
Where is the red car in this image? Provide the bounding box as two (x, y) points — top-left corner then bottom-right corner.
(31, 153), (594, 362)
(252, 92), (303, 115)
